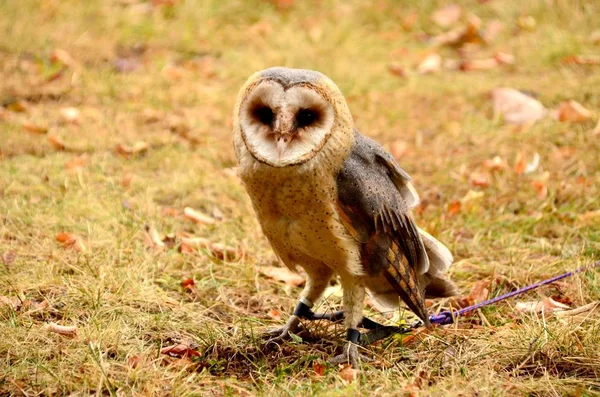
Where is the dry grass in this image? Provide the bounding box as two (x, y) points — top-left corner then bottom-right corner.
(1, 0), (599, 395)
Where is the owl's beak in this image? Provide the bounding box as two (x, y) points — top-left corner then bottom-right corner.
(276, 136), (288, 160)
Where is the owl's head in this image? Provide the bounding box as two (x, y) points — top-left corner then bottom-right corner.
(233, 67), (353, 168)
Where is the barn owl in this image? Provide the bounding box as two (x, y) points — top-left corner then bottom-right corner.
(232, 67), (456, 367)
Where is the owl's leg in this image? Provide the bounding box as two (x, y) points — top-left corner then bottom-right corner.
(329, 276), (368, 368)
(265, 266), (333, 344)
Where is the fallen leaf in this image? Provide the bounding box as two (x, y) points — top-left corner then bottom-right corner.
(561, 55), (600, 66)
(183, 207), (217, 225)
(555, 301), (600, 325)
(179, 236), (240, 261)
(467, 280), (490, 304)
(431, 4), (462, 27)
(482, 20), (504, 43)
(65, 154), (88, 170)
(387, 63), (408, 78)
(2, 251), (16, 266)
(390, 140), (408, 159)
(0, 295), (20, 310)
(267, 308), (281, 320)
(48, 134), (67, 151)
(482, 156), (508, 172)
(22, 121), (48, 134)
(460, 58), (498, 72)
(515, 297), (569, 314)
(517, 15), (536, 31)
(46, 322), (78, 336)
(430, 16), (483, 47)
(401, 11), (418, 31)
(339, 364), (360, 382)
(575, 209), (600, 227)
(417, 53), (442, 74)
(55, 232), (86, 252)
(531, 180), (548, 199)
(115, 141), (150, 156)
(447, 200), (462, 215)
(121, 173), (133, 187)
(181, 278), (195, 289)
(313, 361), (326, 376)
(469, 172), (490, 188)
(160, 343), (200, 358)
(127, 355), (142, 369)
(593, 119), (600, 136)
(50, 48), (77, 68)
(494, 51), (515, 65)
(491, 88), (547, 125)
(270, 0), (294, 11)
(258, 266), (305, 287)
(555, 100), (593, 123)
(59, 107), (80, 124)
(144, 225), (165, 250)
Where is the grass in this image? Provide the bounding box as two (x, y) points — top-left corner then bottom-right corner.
(1, 0), (599, 395)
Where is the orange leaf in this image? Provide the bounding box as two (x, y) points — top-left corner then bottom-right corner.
(387, 63), (408, 78)
(115, 141), (150, 157)
(65, 154), (88, 171)
(447, 200), (462, 215)
(127, 355), (142, 369)
(55, 232), (86, 252)
(531, 180), (548, 199)
(469, 172), (490, 188)
(48, 134), (67, 151)
(22, 121), (48, 134)
(258, 266), (305, 287)
(181, 278), (195, 288)
(482, 156), (508, 172)
(313, 362), (326, 376)
(555, 100), (593, 123)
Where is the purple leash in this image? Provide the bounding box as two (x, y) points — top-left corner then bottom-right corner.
(428, 260), (600, 326)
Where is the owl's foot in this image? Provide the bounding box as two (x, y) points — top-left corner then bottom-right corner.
(329, 329), (371, 368)
(264, 315), (301, 345)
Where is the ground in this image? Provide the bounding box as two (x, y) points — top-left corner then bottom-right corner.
(1, 0), (599, 395)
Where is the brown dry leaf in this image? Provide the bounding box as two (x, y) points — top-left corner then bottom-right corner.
(160, 343), (200, 358)
(491, 88), (547, 125)
(50, 48), (77, 68)
(390, 140), (408, 159)
(161, 207), (180, 217)
(179, 236), (240, 261)
(417, 53), (442, 74)
(258, 266), (305, 287)
(387, 63), (408, 78)
(561, 55), (600, 66)
(431, 4), (462, 27)
(209, 242), (239, 261)
(447, 200), (462, 216)
(181, 278), (195, 289)
(494, 51), (515, 65)
(144, 225), (165, 250)
(482, 20), (504, 43)
(0, 295), (20, 310)
(127, 355), (142, 369)
(183, 207), (217, 225)
(430, 16), (483, 47)
(468, 280), (490, 304)
(65, 154), (88, 171)
(460, 58), (498, 72)
(401, 11), (418, 31)
(313, 361), (326, 376)
(115, 141), (150, 156)
(48, 134), (67, 151)
(59, 107), (80, 124)
(469, 172), (490, 188)
(515, 297), (570, 314)
(2, 251), (16, 266)
(482, 156), (508, 172)
(555, 100), (593, 123)
(55, 232), (86, 252)
(121, 173), (133, 187)
(575, 209), (600, 227)
(514, 153), (526, 175)
(46, 322), (78, 336)
(22, 121), (48, 134)
(531, 180), (548, 199)
(593, 119), (600, 136)
(339, 364), (360, 382)
(555, 302), (600, 325)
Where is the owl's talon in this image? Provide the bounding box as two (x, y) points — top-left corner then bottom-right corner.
(329, 342), (370, 368)
(263, 315), (301, 345)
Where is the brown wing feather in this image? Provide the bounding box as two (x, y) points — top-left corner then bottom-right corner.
(336, 130), (432, 324)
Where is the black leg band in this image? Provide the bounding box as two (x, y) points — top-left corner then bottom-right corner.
(293, 301), (315, 319)
(346, 328), (361, 344)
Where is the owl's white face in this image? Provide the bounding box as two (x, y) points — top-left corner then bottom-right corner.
(238, 81), (335, 167)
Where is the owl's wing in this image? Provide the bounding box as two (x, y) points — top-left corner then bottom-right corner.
(336, 130), (431, 322)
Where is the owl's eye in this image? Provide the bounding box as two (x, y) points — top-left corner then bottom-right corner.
(253, 106), (274, 126)
(296, 108), (319, 128)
